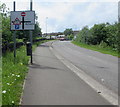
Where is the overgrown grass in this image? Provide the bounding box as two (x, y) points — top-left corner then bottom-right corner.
(2, 40), (50, 105)
(0, 57), (2, 106)
(72, 41), (118, 57)
(2, 46), (29, 105)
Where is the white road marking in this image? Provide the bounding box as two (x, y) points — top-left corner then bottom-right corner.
(50, 46), (118, 105)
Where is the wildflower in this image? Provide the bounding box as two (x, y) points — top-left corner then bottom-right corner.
(7, 83), (10, 85)
(12, 74), (15, 76)
(12, 101), (14, 103)
(20, 63), (23, 65)
(2, 90), (6, 93)
(17, 75), (20, 77)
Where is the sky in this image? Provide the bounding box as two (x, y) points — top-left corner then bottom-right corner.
(0, 0), (119, 33)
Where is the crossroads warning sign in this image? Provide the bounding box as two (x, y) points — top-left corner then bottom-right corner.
(11, 11), (35, 30)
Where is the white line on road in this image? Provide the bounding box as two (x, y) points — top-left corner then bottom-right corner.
(50, 46), (118, 105)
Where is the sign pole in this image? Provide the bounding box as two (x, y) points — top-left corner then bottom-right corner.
(30, 0), (33, 64)
(118, 1), (120, 23)
(13, 1), (16, 64)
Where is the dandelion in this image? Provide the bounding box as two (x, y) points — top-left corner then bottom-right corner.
(2, 90), (6, 94)
(12, 101), (14, 103)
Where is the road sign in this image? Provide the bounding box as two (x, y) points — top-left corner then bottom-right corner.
(21, 12), (26, 16)
(15, 25), (19, 29)
(12, 18), (21, 25)
(11, 11), (35, 30)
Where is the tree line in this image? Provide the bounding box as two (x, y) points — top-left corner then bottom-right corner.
(64, 22), (119, 52)
(75, 22), (119, 51)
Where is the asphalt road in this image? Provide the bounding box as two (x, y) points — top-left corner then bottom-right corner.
(21, 41), (112, 105)
(52, 41), (118, 94)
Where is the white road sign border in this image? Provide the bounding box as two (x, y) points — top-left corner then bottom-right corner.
(10, 11), (35, 30)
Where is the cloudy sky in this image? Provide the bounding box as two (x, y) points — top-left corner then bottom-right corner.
(0, 0), (119, 33)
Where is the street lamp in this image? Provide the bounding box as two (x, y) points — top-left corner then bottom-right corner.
(46, 17), (48, 37)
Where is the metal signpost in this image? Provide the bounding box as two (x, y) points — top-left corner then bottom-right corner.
(11, 0), (35, 64)
(118, 1), (120, 26)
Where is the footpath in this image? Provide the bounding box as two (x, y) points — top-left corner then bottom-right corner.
(21, 41), (111, 105)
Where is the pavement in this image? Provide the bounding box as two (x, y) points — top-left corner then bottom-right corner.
(21, 41), (112, 105)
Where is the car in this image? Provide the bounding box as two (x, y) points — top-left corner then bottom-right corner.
(59, 38), (65, 41)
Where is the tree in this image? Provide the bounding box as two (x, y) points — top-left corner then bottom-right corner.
(90, 23), (107, 45)
(0, 3), (12, 44)
(105, 22), (119, 50)
(33, 21), (42, 39)
(67, 34), (74, 40)
(64, 28), (73, 36)
(75, 26), (92, 44)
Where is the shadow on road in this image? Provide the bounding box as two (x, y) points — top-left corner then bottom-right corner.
(38, 44), (49, 47)
(29, 63), (60, 70)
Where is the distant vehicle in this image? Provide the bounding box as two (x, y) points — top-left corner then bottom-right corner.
(59, 38), (65, 41)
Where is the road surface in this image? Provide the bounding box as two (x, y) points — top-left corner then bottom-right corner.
(21, 41), (117, 105)
(52, 41), (118, 94)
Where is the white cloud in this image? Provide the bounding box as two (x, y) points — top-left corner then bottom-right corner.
(34, 2), (76, 33)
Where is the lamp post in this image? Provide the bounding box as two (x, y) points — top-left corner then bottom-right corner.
(46, 17), (48, 37)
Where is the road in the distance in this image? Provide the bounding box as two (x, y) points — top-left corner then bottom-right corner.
(52, 41), (118, 94)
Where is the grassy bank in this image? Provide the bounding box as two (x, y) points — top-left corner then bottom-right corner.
(2, 40), (50, 105)
(72, 41), (118, 57)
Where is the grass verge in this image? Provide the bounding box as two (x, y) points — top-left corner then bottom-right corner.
(72, 41), (118, 57)
(2, 40), (50, 105)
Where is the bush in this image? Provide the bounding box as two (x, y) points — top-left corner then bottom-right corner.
(74, 22), (119, 51)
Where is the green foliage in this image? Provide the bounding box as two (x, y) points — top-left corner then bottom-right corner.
(2, 40), (50, 105)
(99, 41), (108, 48)
(2, 46), (29, 105)
(64, 28), (73, 36)
(105, 23), (119, 50)
(67, 34), (74, 40)
(76, 26), (92, 44)
(72, 41), (118, 57)
(75, 22), (119, 52)
(33, 21), (42, 40)
(1, 3), (12, 44)
(90, 23), (107, 45)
